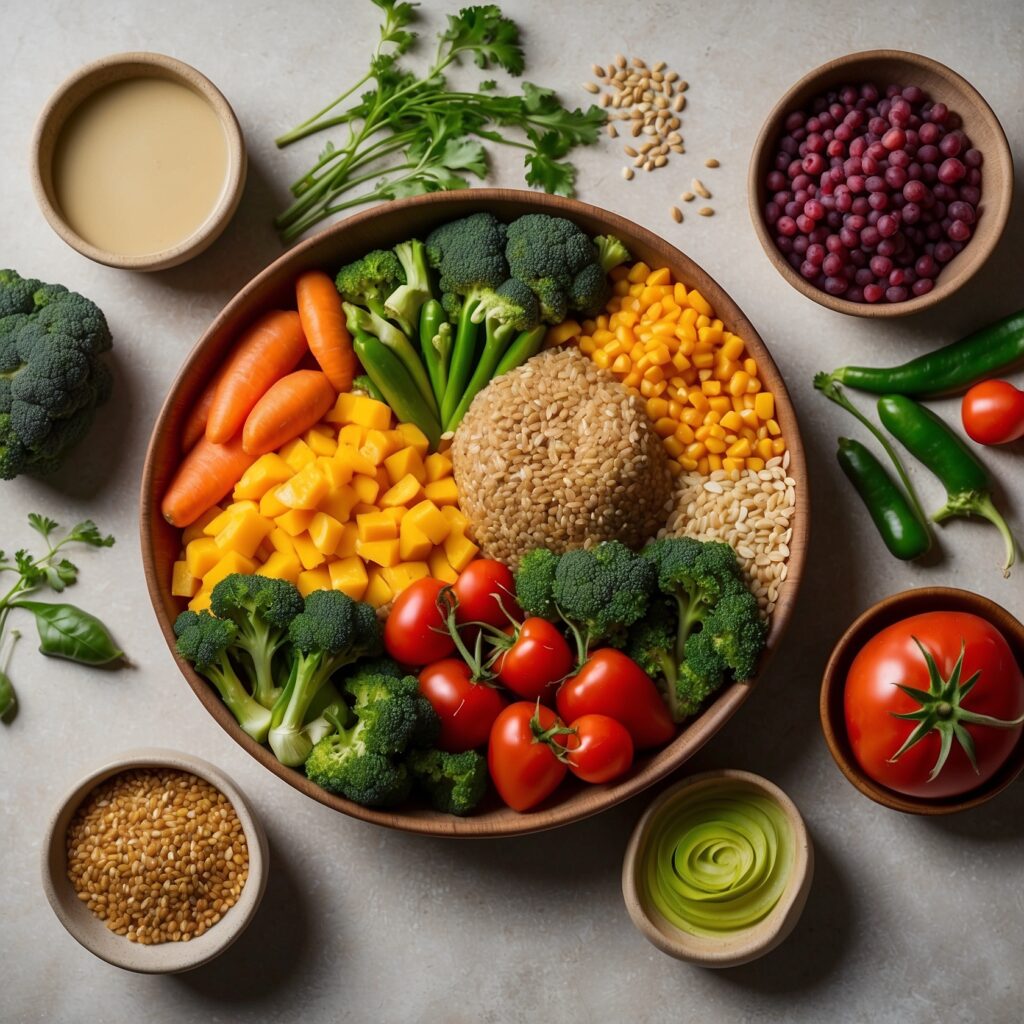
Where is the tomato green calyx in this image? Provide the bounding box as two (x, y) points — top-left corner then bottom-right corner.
(529, 702), (575, 762)
(434, 586), (495, 684)
(888, 637), (1024, 781)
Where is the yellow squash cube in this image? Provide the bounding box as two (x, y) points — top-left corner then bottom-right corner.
(277, 463), (329, 510)
(357, 510), (398, 543)
(382, 561), (430, 595)
(292, 533), (327, 571)
(364, 568), (394, 608)
(384, 445), (426, 486)
(336, 522), (359, 558)
(188, 589), (213, 613)
(439, 505), (471, 535)
(183, 505), (223, 546)
(257, 551), (301, 585)
(424, 477), (459, 507)
(233, 453), (293, 501)
(309, 512), (344, 555)
(319, 484), (358, 524)
(259, 486), (290, 518)
(394, 422), (430, 457)
(185, 537), (221, 579)
(381, 506), (406, 526)
(335, 445), (378, 479)
(171, 560), (200, 598)
(428, 548), (459, 585)
(297, 567), (332, 598)
(444, 531), (479, 572)
(327, 392), (392, 430)
(214, 509), (275, 559)
(279, 437), (316, 472)
(269, 528), (298, 557)
(405, 500), (450, 545)
(328, 556), (369, 601)
(357, 537), (402, 567)
(381, 473), (424, 509)
(337, 423), (367, 448)
(202, 551), (257, 591)
(202, 507), (239, 537)
(305, 427), (338, 457)
(317, 457), (353, 492)
(423, 452), (453, 484)
(352, 473), (380, 506)
(399, 520), (433, 561)
(360, 429), (398, 466)
(275, 508), (316, 537)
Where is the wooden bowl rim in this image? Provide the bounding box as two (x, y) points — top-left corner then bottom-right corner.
(30, 51), (247, 272)
(747, 48), (1014, 319)
(819, 586), (1024, 814)
(621, 769), (814, 967)
(139, 187), (810, 837)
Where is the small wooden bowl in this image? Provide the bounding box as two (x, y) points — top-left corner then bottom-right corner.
(31, 52), (246, 271)
(621, 770), (814, 968)
(820, 587), (1024, 814)
(748, 49), (1013, 318)
(41, 749), (268, 973)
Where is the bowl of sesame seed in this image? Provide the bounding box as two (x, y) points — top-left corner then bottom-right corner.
(41, 749), (268, 973)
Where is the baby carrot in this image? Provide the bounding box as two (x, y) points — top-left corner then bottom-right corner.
(242, 370), (336, 455)
(161, 434), (256, 527)
(296, 271), (358, 392)
(180, 363), (227, 452)
(206, 310), (308, 444)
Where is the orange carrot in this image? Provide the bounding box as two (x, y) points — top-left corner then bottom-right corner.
(296, 271), (358, 392)
(206, 310), (308, 444)
(181, 363), (228, 452)
(242, 370), (336, 455)
(162, 434), (256, 527)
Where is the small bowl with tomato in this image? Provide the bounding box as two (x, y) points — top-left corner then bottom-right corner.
(820, 587), (1024, 814)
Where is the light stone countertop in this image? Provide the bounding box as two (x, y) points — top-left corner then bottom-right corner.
(2, 2), (1023, 1022)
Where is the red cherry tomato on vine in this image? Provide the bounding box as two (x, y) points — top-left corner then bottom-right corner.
(961, 380), (1024, 446)
(557, 649), (676, 749)
(453, 559), (520, 628)
(488, 702), (568, 811)
(494, 617), (574, 703)
(844, 611), (1024, 799)
(418, 658), (507, 753)
(384, 578), (454, 666)
(560, 714), (634, 784)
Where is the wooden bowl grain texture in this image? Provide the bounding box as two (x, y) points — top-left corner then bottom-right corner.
(140, 189), (810, 837)
(748, 49), (1013, 318)
(820, 587), (1024, 814)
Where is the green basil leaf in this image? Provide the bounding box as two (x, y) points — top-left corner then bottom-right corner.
(12, 601), (123, 665)
(0, 670), (16, 724)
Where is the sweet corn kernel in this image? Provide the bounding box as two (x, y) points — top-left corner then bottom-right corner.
(663, 436), (684, 458)
(747, 457), (766, 471)
(667, 459), (683, 477)
(729, 371), (750, 397)
(692, 350), (714, 369)
(722, 457), (746, 472)
(627, 262), (650, 283)
(721, 411), (743, 432)
(687, 390), (709, 412)
(727, 438), (753, 458)
(707, 454), (723, 471)
(757, 438), (775, 460)
(701, 380), (722, 396)
(697, 457), (710, 474)
(708, 397), (732, 414)
(646, 397), (669, 420)
(592, 349), (611, 369)
(767, 418), (782, 436)
(681, 407), (703, 427)
(548, 320), (581, 345)
(694, 424), (712, 443)
(644, 366), (665, 385)
(577, 336), (596, 355)
(705, 437), (726, 454)
(646, 267), (671, 286)
(755, 393), (775, 421)
(772, 438), (786, 455)
(708, 424), (726, 440)
(654, 417), (677, 438)
(611, 354), (631, 374)
(685, 442), (706, 460)
(687, 289), (713, 316)
(674, 422), (695, 445)
(722, 335), (745, 361)
(743, 357), (758, 376)
(679, 457), (699, 471)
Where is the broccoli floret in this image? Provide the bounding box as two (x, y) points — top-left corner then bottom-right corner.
(209, 574), (304, 708)
(476, 278), (540, 333)
(567, 262), (611, 318)
(0, 269), (113, 480)
(385, 239), (433, 336)
(173, 611), (272, 742)
(705, 589), (767, 682)
(269, 590), (382, 767)
(408, 748), (488, 816)
(594, 234), (631, 274)
(343, 667), (440, 756)
(675, 629), (728, 718)
(425, 212), (509, 295)
(626, 599), (678, 691)
(515, 547), (560, 620)
(305, 727), (412, 807)
(553, 541), (656, 662)
(335, 249), (405, 322)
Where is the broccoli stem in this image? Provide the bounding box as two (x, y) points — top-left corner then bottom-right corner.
(674, 592), (706, 665)
(207, 657), (272, 743)
(269, 658), (328, 767)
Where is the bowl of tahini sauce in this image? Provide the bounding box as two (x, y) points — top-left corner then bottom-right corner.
(32, 52), (246, 271)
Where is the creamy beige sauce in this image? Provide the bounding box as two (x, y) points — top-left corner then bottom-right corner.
(53, 77), (228, 256)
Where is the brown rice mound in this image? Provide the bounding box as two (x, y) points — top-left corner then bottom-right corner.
(451, 347), (673, 569)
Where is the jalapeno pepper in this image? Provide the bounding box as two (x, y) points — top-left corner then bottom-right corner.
(836, 438), (932, 560)
(877, 394), (1019, 574)
(441, 298), (483, 429)
(828, 308), (1024, 397)
(418, 299), (451, 410)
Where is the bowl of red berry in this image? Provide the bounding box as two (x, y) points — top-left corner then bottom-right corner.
(748, 49), (1012, 317)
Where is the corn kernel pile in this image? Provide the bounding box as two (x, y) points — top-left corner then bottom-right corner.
(171, 392), (478, 611)
(556, 263), (786, 476)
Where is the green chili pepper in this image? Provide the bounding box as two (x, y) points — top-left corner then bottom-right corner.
(352, 332), (441, 449)
(877, 394), (1019, 573)
(445, 321), (520, 432)
(828, 309), (1024, 397)
(836, 438), (932, 560)
(494, 325), (547, 378)
(441, 299), (483, 429)
(419, 300), (451, 409)
(352, 374), (386, 403)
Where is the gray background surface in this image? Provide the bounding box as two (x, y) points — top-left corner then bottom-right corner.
(2, 1), (1023, 1021)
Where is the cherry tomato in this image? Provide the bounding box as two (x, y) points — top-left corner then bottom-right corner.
(418, 658), (507, 753)
(845, 611), (1024, 799)
(556, 648), (676, 749)
(560, 714), (634, 784)
(961, 380), (1024, 446)
(384, 578), (454, 667)
(453, 559), (520, 629)
(488, 702), (568, 811)
(494, 617), (574, 703)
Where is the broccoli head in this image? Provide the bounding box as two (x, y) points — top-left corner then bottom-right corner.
(567, 262), (610, 318)
(408, 748), (488, 816)
(626, 599), (678, 689)
(173, 611), (272, 742)
(385, 239), (433, 336)
(343, 665), (440, 756)
(0, 269), (113, 480)
(515, 547), (560, 620)
(473, 277), (540, 332)
(704, 589), (767, 682)
(594, 234), (631, 274)
(209, 574), (304, 708)
(305, 728), (412, 808)
(675, 629), (728, 719)
(425, 212), (509, 295)
(335, 249), (405, 320)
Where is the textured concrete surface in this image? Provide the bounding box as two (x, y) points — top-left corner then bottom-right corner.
(2, 2), (1023, 1022)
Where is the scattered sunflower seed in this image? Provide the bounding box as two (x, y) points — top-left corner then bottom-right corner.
(705, 158), (720, 168)
(670, 206), (683, 223)
(698, 206), (714, 216)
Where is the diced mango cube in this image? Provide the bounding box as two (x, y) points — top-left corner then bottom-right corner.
(357, 537), (402, 567)
(395, 422), (430, 457)
(404, 500), (450, 545)
(203, 551), (257, 591)
(423, 452), (453, 483)
(297, 567), (331, 597)
(309, 512), (344, 555)
(186, 537), (221, 579)
(292, 532), (326, 571)
(444, 531), (479, 572)
(317, 456), (353, 492)
(233, 453), (293, 501)
(333, 442), (378, 478)
(319, 484), (358, 523)
(364, 568), (393, 608)
(326, 392), (392, 430)
(428, 548), (459, 585)
(439, 505), (471, 535)
(257, 551), (301, 585)
(188, 589), (213, 612)
(424, 477), (459, 507)
(277, 463), (329, 510)
(337, 423), (367, 449)
(357, 510), (398, 543)
(360, 429), (398, 466)
(381, 473), (425, 508)
(279, 437), (316, 472)
(381, 506), (406, 526)
(399, 520), (433, 561)
(275, 508), (315, 536)
(259, 486), (289, 518)
(202, 507), (238, 537)
(256, 537), (275, 562)
(382, 561), (430, 595)
(269, 528), (298, 557)
(328, 556), (369, 600)
(384, 446), (426, 486)
(352, 502), (379, 516)
(352, 473), (380, 505)
(214, 509), (275, 559)
(183, 505), (223, 545)
(305, 427), (337, 457)
(336, 522), (359, 557)
(171, 560), (200, 598)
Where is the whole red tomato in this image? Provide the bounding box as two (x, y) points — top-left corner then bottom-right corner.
(488, 702), (568, 811)
(560, 714), (634, 784)
(556, 649), (675, 749)
(494, 617), (574, 703)
(418, 658), (507, 753)
(385, 578), (455, 666)
(845, 611), (1024, 799)
(961, 380), (1024, 446)
(453, 559), (521, 629)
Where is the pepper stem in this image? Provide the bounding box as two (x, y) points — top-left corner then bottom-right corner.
(933, 491), (1018, 576)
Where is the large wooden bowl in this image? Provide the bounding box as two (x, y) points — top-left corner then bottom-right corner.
(140, 189), (809, 837)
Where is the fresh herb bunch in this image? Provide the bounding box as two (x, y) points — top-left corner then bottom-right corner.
(274, 1), (605, 241)
(0, 514), (122, 725)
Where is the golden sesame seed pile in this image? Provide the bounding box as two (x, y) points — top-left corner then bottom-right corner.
(65, 768), (248, 945)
